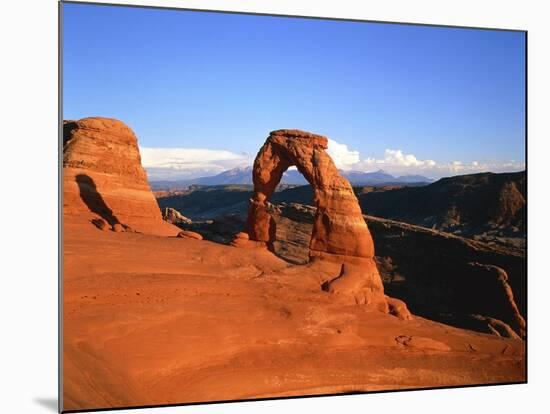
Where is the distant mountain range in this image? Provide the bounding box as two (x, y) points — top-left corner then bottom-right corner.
(150, 167), (433, 190)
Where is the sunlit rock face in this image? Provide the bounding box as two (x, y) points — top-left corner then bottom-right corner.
(63, 117), (180, 236)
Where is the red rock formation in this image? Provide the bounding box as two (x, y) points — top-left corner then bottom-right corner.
(247, 130), (373, 258)
(466, 263), (526, 338)
(230, 231), (250, 247)
(163, 207), (192, 226)
(91, 218), (108, 231)
(63, 117), (180, 236)
(386, 296), (413, 320)
(245, 129), (407, 314)
(112, 223), (125, 233)
(177, 230), (203, 240)
(321, 263), (388, 312)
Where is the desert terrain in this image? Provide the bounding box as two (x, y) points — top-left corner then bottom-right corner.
(63, 118), (525, 412)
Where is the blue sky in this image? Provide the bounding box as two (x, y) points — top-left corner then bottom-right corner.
(63, 3), (526, 180)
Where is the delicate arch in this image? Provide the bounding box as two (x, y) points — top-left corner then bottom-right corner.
(243, 129), (412, 318)
(246, 129), (375, 261)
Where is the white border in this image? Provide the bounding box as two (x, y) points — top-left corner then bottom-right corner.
(1, 0), (548, 413)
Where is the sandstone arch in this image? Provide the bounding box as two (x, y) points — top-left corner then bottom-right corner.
(247, 130), (374, 259)
(244, 129), (410, 316)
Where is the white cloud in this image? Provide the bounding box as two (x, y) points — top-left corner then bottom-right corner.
(357, 148), (524, 178)
(357, 148), (437, 172)
(437, 159), (526, 177)
(327, 139), (360, 170)
(140, 147), (252, 180)
(382, 149), (436, 168)
(139, 141), (525, 181)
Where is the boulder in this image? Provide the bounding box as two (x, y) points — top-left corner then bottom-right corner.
(112, 223), (125, 233)
(234, 231), (249, 240)
(163, 207), (192, 226)
(91, 218), (108, 231)
(177, 230), (203, 240)
(230, 231), (250, 247)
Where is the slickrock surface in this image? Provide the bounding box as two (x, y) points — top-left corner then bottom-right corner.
(63, 117), (180, 236)
(63, 216), (525, 411)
